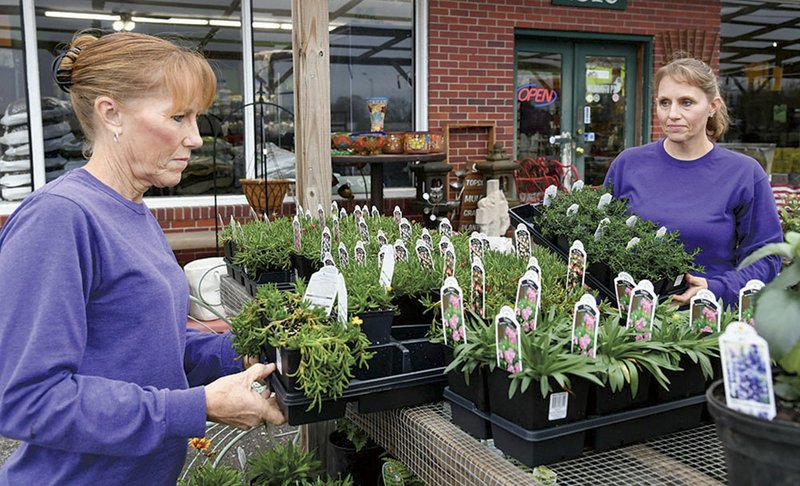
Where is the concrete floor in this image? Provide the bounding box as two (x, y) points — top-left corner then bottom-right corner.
(0, 436), (18, 465)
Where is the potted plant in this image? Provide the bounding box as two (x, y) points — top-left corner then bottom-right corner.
(706, 231), (800, 485)
(247, 441), (327, 485)
(178, 464), (244, 486)
(326, 417), (384, 486)
(233, 217), (295, 293)
(339, 258), (397, 344)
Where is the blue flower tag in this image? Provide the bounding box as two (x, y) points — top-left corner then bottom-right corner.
(720, 322), (776, 420)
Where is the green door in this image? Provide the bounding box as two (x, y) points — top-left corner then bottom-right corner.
(515, 39), (640, 186)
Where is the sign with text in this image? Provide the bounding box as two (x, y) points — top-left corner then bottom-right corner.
(552, 0), (627, 10)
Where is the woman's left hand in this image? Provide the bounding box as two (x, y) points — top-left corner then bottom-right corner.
(671, 273), (708, 306)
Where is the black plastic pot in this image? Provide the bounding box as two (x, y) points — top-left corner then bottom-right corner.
(489, 410), (586, 468)
(444, 387), (492, 440)
(245, 273), (295, 297)
(653, 355), (709, 402)
(290, 252), (321, 280)
(391, 292), (436, 325)
(588, 371), (653, 416)
(358, 308), (396, 345)
(223, 240), (237, 262)
(487, 368), (590, 430)
(447, 363), (491, 412)
(707, 380), (800, 486)
(326, 431), (384, 486)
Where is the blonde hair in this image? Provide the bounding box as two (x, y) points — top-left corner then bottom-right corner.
(55, 31), (217, 148)
(654, 57), (729, 140)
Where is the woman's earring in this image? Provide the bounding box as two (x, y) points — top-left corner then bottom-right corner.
(113, 131), (120, 143)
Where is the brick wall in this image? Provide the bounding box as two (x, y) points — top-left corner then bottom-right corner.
(428, 0), (721, 173)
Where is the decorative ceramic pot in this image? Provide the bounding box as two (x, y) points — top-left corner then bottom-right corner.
(331, 131), (352, 150)
(427, 131), (445, 153)
(383, 132), (405, 154)
(352, 132), (386, 155)
(366, 97), (388, 132)
(404, 131), (429, 154)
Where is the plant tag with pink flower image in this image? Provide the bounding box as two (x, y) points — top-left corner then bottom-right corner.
(337, 273), (348, 327)
(613, 272), (636, 317)
(399, 218), (412, 241)
(443, 243), (457, 279)
(416, 239), (434, 270)
(441, 276), (467, 346)
(371, 205), (380, 218)
(469, 232), (483, 262)
(303, 265), (341, 316)
(422, 228), (433, 249)
(317, 204), (326, 230)
(439, 235), (452, 257)
(358, 218), (370, 243)
(393, 205), (403, 224)
(515, 270), (541, 333)
(338, 242), (349, 268)
(571, 294), (599, 357)
(719, 322), (776, 420)
(293, 215), (302, 253)
(296, 203), (304, 219)
(526, 256), (542, 282)
(354, 241), (366, 265)
(739, 279), (765, 327)
(394, 239), (408, 262)
(543, 184), (558, 207)
(566, 240), (587, 292)
(495, 306), (523, 374)
(471, 256), (486, 318)
(377, 229), (388, 247)
(339, 206), (347, 221)
(320, 227), (332, 262)
(515, 223), (532, 260)
(480, 233), (491, 253)
(332, 215), (340, 246)
(626, 280), (657, 340)
(689, 289), (720, 333)
(353, 204), (363, 220)
(379, 244), (396, 290)
(439, 217), (453, 238)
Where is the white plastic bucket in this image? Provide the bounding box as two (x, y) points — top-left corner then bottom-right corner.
(184, 257), (227, 322)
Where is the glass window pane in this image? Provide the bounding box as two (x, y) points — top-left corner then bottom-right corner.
(0, 1), (31, 202)
(516, 51), (562, 161)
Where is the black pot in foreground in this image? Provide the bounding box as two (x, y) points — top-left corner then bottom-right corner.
(706, 380), (800, 486)
(326, 431), (384, 486)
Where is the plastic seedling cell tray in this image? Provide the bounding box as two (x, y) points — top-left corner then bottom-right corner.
(489, 412), (586, 468)
(270, 373), (349, 426)
(447, 364), (491, 412)
(390, 324), (431, 341)
(588, 371), (654, 416)
(358, 308), (396, 345)
(444, 387), (492, 440)
(653, 355), (710, 403)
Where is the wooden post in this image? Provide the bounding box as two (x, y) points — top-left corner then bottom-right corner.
(292, 0), (332, 213)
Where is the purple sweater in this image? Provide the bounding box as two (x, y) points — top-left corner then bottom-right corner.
(0, 169), (241, 485)
(604, 140), (782, 307)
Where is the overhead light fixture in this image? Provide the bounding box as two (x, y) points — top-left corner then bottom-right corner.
(209, 19), (241, 27)
(45, 11), (120, 21)
(253, 21), (281, 30)
(112, 12), (135, 32)
(131, 16), (208, 26)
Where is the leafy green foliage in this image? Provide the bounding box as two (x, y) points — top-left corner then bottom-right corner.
(233, 217), (294, 277)
(248, 441), (321, 486)
(334, 417), (370, 452)
(780, 194), (800, 235)
(381, 458), (426, 486)
(178, 464), (244, 486)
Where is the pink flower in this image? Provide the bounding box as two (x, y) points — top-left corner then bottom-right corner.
(643, 332), (651, 340)
(526, 287), (538, 301)
(504, 347), (516, 365)
(449, 294), (460, 309)
(583, 313), (596, 330)
(635, 318), (646, 331)
(702, 307), (717, 322)
(521, 307), (533, 321)
(523, 323), (533, 332)
(640, 298), (653, 314)
(452, 329), (461, 341)
(505, 327), (518, 344)
(588, 348), (596, 358)
(701, 325), (713, 334)
(624, 287), (632, 296)
(450, 315), (460, 329)
(572, 335), (578, 345)
(514, 362), (522, 373)
(635, 334), (643, 342)
(507, 364), (515, 373)
(498, 349), (504, 359)
(579, 334), (591, 351)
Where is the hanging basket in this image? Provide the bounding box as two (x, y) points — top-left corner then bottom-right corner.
(240, 178), (290, 214)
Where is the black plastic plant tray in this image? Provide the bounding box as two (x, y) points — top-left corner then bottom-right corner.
(490, 411), (586, 468)
(245, 275), (295, 298)
(585, 394), (706, 452)
(588, 371), (654, 416)
(443, 387), (492, 440)
(270, 373), (349, 426)
(652, 355), (710, 403)
(358, 308), (396, 345)
(390, 324), (431, 341)
(447, 364), (491, 412)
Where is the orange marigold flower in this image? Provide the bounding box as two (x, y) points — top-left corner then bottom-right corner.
(189, 437), (211, 451)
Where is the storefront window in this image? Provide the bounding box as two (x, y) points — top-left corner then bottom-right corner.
(34, 1), (244, 198)
(251, 0), (414, 193)
(0, 1), (29, 202)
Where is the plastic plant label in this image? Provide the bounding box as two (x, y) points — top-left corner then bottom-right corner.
(594, 218), (610, 241)
(393, 239), (408, 262)
(526, 256), (542, 283)
(296, 203), (304, 219)
(515, 223), (532, 260)
(548, 392), (569, 421)
(571, 179), (584, 192)
(625, 215), (638, 228)
(469, 232), (483, 262)
(331, 200), (338, 216)
(441, 276), (467, 346)
(275, 347), (283, 375)
(480, 233), (490, 253)
(322, 251), (336, 268)
(354, 204), (363, 220)
(614, 272), (636, 317)
(597, 193), (612, 211)
(338, 242), (349, 268)
(371, 205), (380, 218)
(655, 226), (667, 241)
(532, 466), (557, 486)
(566, 240), (587, 292)
(303, 266), (340, 315)
(292, 215), (301, 253)
(626, 280), (657, 340)
(339, 206), (347, 221)
(739, 279), (765, 326)
(689, 288), (720, 333)
(543, 184), (558, 206)
(421, 228), (433, 249)
(304, 209), (312, 221)
(566, 203), (579, 221)
(378, 246), (386, 269)
(337, 273), (348, 327)
(439, 235), (452, 257)
(379, 244), (395, 290)
(496, 306), (523, 374)
(626, 237), (640, 251)
(720, 321), (776, 420)
(381, 461), (404, 486)
(317, 204), (326, 230)
(354, 241), (366, 265)
(439, 217), (453, 238)
(416, 239), (433, 269)
(332, 215), (340, 245)
(358, 218), (370, 243)
(393, 205), (403, 224)
(377, 229), (388, 247)
(443, 243), (456, 278)
(320, 227), (332, 262)
(571, 293), (599, 357)
(515, 270), (541, 333)
(471, 256), (486, 318)
(399, 217), (412, 241)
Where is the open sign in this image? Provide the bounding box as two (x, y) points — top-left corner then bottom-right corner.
(517, 83), (558, 107)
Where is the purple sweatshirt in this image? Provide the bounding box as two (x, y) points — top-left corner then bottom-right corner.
(0, 169), (241, 485)
(604, 139), (783, 307)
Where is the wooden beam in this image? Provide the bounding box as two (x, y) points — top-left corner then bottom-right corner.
(292, 0), (332, 213)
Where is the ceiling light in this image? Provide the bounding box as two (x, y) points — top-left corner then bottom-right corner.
(45, 11), (120, 21)
(131, 16), (208, 26)
(209, 19), (241, 27)
(279, 23), (292, 30)
(253, 21), (281, 30)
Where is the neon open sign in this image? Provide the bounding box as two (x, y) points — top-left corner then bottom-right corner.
(517, 83), (558, 107)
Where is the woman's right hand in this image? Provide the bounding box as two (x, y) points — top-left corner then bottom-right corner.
(204, 363), (286, 430)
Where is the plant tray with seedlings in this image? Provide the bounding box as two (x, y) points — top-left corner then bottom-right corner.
(509, 203), (687, 303)
(270, 338), (448, 426)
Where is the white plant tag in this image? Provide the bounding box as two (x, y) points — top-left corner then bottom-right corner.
(358, 218), (370, 242)
(719, 322), (776, 420)
(543, 184), (558, 207)
(304, 209), (312, 221)
(469, 232), (483, 261)
(441, 276), (467, 345)
(393, 205), (403, 224)
(471, 256), (486, 318)
(322, 251), (336, 268)
(339, 206), (347, 220)
(443, 243), (456, 278)
(331, 200), (339, 216)
(439, 235), (452, 257)
(515, 223), (532, 259)
(332, 215), (340, 245)
(480, 233), (490, 253)
(296, 203), (304, 219)
(515, 270), (542, 333)
(292, 215), (302, 253)
(354, 240), (366, 265)
(377, 229), (388, 247)
(689, 288), (720, 333)
(320, 227), (332, 262)
(571, 179), (584, 192)
(303, 266), (340, 315)
(416, 239), (433, 269)
(422, 228), (433, 249)
(613, 272), (636, 317)
(594, 218), (610, 241)
(526, 256), (542, 282)
(317, 204), (326, 229)
(566, 204), (579, 220)
(337, 273), (348, 327)
(496, 306), (523, 374)
(393, 239), (408, 262)
(625, 215), (638, 228)
(655, 226), (667, 241)
(571, 293), (599, 357)
(439, 217), (453, 238)
(338, 242), (349, 268)
(548, 392), (569, 421)
(597, 193), (612, 211)
(626, 237), (640, 251)
(371, 205), (380, 218)
(379, 244), (396, 290)
(566, 240), (587, 292)
(739, 279), (765, 326)
(399, 217), (412, 241)
(626, 280), (657, 340)
(354, 204), (363, 220)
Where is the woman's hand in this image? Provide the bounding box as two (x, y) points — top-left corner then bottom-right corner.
(671, 273), (708, 306)
(205, 363), (286, 429)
